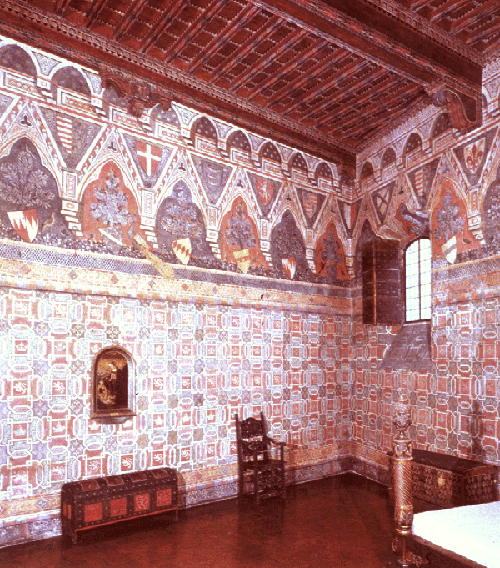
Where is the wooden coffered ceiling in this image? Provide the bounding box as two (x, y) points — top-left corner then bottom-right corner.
(0, 0), (499, 174)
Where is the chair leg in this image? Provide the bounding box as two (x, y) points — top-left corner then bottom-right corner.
(238, 467), (243, 497)
(254, 467), (259, 503)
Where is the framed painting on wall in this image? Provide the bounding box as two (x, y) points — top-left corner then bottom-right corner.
(91, 347), (136, 423)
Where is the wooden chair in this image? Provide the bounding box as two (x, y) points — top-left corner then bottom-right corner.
(234, 412), (286, 503)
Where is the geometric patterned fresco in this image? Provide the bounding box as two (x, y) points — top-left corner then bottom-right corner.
(2, 34), (500, 548)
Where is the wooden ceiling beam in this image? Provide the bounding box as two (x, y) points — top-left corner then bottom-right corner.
(161, 0), (228, 65)
(139, 0), (186, 54)
(244, 36), (325, 100)
(269, 52), (358, 108)
(84, 0), (108, 27)
(229, 26), (302, 91)
(114, 0), (151, 41)
(209, 15), (282, 83)
(295, 67), (389, 120)
(448, 0), (500, 33)
(188, 4), (261, 75)
(0, 0), (362, 171)
(319, 76), (410, 133)
(252, 0), (483, 92)
(54, 0), (73, 18)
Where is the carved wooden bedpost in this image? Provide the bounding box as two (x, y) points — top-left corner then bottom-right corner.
(391, 394), (414, 567)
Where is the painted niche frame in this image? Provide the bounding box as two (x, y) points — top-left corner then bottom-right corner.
(91, 346), (136, 424)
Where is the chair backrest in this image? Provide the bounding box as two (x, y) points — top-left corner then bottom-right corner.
(239, 415), (266, 440)
(235, 412), (268, 459)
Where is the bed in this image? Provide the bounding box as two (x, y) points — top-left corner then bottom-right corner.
(407, 501), (500, 568)
(390, 398), (500, 568)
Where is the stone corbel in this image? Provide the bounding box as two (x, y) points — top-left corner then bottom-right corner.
(430, 84), (482, 133)
(99, 70), (171, 120)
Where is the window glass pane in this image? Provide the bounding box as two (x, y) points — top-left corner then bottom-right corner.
(406, 287), (418, 301)
(407, 298), (418, 311)
(406, 262), (418, 277)
(407, 308), (419, 321)
(421, 269), (431, 287)
(421, 305), (431, 320)
(419, 239), (431, 254)
(405, 238), (431, 321)
(421, 255), (431, 273)
(407, 273), (418, 288)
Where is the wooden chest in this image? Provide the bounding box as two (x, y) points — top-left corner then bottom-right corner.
(411, 449), (498, 508)
(61, 468), (178, 543)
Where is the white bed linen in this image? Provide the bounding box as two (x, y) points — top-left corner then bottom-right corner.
(412, 501), (500, 568)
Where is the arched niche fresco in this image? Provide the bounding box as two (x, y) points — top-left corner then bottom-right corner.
(91, 346), (135, 424)
(381, 148), (397, 169)
(360, 162), (374, 180)
(360, 161), (375, 190)
(191, 116), (218, 151)
(260, 142), (281, 164)
(404, 132), (423, 155)
(431, 113), (452, 138)
(0, 44), (37, 77)
(315, 162), (333, 181)
(315, 222), (350, 283)
(153, 103), (181, 130)
(51, 66), (91, 100)
(270, 210), (311, 281)
(0, 137), (71, 246)
(81, 162), (143, 255)
(290, 152), (308, 172)
(227, 130), (251, 162)
(219, 196), (268, 274)
(432, 181), (475, 264)
(156, 180), (214, 267)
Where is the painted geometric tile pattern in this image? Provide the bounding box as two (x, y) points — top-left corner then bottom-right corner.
(0, 263), (352, 540)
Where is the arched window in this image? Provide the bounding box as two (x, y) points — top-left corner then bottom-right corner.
(405, 238), (431, 321)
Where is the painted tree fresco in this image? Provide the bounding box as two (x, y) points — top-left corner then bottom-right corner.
(315, 223), (350, 283)
(81, 163), (142, 255)
(220, 198), (268, 273)
(271, 210), (312, 281)
(0, 138), (71, 246)
(431, 186), (474, 264)
(156, 181), (214, 266)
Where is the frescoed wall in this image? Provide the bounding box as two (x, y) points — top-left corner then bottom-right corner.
(0, 37), (352, 546)
(349, 62), (500, 481)
(2, 32), (500, 550)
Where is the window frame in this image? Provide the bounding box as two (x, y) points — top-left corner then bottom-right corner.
(404, 237), (431, 323)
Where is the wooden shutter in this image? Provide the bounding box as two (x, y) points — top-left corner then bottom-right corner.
(362, 239), (402, 325)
